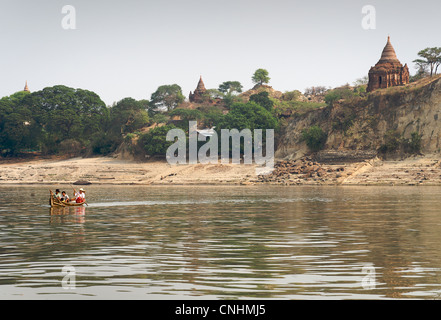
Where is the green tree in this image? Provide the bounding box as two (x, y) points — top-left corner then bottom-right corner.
(223, 94), (243, 109)
(203, 89), (224, 100)
(324, 88), (357, 106)
(252, 69), (270, 86)
(19, 86), (108, 155)
(138, 124), (177, 156)
(109, 98), (150, 135)
(28, 85), (108, 140)
(89, 131), (122, 155)
(0, 91), (39, 155)
(195, 89), (223, 104)
(324, 91), (341, 106)
(216, 101), (278, 158)
(215, 82), (243, 109)
(151, 113), (169, 124)
(169, 108), (203, 130)
(218, 81), (243, 94)
(302, 126), (327, 152)
(198, 106), (224, 128)
(218, 101), (278, 131)
(138, 99), (153, 117)
(249, 91), (274, 112)
(150, 84), (185, 112)
(282, 90), (302, 101)
(413, 47), (441, 77)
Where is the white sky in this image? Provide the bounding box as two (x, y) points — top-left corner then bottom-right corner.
(1, 0), (440, 105)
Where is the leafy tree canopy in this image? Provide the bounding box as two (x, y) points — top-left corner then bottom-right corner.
(302, 126), (327, 152)
(1, 86), (109, 155)
(252, 69), (270, 86)
(324, 88), (359, 106)
(0, 91), (37, 155)
(249, 91), (274, 112)
(109, 97), (150, 135)
(138, 124), (177, 156)
(26, 85), (109, 142)
(218, 81), (243, 94)
(218, 101), (278, 131)
(150, 84), (185, 112)
(169, 108), (204, 130)
(413, 47), (441, 77)
(281, 90), (302, 102)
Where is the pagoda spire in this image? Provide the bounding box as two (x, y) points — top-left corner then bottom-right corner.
(24, 81), (30, 92)
(189, 75), (207, 103)
(378, 36), (399, 63)
(196, 75), (206, 91)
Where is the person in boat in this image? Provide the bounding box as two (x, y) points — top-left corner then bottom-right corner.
(75, 188), (86, 203)
(55, 189), (62, 200)
(61, 191), (70, 202)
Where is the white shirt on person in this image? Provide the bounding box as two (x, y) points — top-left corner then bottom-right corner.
(75, 192), (85, 200)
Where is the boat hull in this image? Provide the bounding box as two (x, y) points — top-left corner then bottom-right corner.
(50, 195), (85, 207)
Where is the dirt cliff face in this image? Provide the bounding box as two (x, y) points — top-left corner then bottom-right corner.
(276, 76), (441, 160)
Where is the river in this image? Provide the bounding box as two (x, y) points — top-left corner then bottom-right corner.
(1, 185), (441, 299)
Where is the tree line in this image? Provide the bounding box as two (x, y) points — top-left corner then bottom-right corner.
(1, 48), (439, 158)
(0, 69), (278, 157)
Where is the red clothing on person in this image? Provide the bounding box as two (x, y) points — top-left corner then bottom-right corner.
(75, 191), (85, 203)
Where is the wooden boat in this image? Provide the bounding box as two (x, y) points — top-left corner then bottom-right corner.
(49, 190), (86, 207)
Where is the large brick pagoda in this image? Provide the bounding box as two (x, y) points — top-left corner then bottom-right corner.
(367, 36), (409, 92)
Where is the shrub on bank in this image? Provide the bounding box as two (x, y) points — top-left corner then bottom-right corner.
(302, 126), (327, 152)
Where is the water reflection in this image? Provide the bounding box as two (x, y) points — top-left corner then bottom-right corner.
(0, 185), (441, 299)
(48, 206), (86, 248)
(50, 206), (86, 224)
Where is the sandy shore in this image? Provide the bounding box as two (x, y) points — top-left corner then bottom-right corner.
(0, 155), (441, 186)
(338, 155), (441, 186)
(0, 157), (258, 185)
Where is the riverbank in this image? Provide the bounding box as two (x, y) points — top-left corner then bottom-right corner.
(0, 155), (441, 186)
(1, 154), (441, 186)
(257, 155), (441, 186)
(0, 156), (257, 185)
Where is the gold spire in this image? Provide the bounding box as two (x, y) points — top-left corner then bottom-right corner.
(24, 81), (30, 92)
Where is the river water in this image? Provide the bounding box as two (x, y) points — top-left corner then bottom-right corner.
(1, 185), (441, 299)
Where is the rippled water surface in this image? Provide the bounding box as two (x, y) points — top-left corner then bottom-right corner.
(1, 185), (441, 299)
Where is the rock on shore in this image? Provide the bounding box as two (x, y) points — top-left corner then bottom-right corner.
(256, 157), (347, 185)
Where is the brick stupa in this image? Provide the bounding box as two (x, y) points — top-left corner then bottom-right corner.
(367, 37), (409, 92)
(189, 76), (207, 103)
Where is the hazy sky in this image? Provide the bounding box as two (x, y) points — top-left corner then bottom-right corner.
(1, 0), (440, 105)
